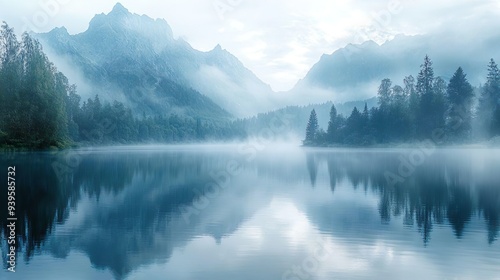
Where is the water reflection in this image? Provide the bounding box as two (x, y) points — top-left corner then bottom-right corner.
(0, 146), (499, 279)
(304, 149), (500, 244)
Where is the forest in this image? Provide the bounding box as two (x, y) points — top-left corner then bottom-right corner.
(0, 23), (245, 149)
(2, 20), (500, 150)
(305, 56), (500, 146)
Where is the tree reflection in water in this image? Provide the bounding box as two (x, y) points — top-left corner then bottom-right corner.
(1, 148), (499, 278)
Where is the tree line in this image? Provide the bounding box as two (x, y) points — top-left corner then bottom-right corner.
(0, 23), (245, 149)
(305, 56), (500, 146)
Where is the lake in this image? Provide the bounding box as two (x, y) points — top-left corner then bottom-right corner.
(1, 144), (499, 280)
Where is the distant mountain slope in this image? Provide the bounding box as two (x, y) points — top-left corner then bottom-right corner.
(35, 3), (273, 118)
(243, 97), (378, 138)
(35, 3), (500, 120)
(293, 33), (500, 101)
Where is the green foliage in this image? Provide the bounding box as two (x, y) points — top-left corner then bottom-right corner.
(305, 56), (499, 146)
(378, 78), (393, 111)
(2, 23), (499, 149)
(0, 22), (245, 149)
(327, 104), (342, 143)
(405, 75), (419, 138)
(305, 109), (319, 144)
(477, 59), (500, 138)
(0, 23), (69, 148)
(69, 95), (244, 144)
(416, 56), (447, 139)
(446, 67), (474, 141)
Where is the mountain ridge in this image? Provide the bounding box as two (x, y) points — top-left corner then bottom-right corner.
(294, 31), (500, 101)
(34, 3), (500, 120)
(34, 3), (273, 119)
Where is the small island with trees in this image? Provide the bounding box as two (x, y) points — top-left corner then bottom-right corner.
(304, 56), (500, 146)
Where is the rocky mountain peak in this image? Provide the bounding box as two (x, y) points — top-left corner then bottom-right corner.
(110, 2), (130, 16)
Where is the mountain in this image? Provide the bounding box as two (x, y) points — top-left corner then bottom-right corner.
(293, 32), (500, 101)
(35, 3), (500, 121)
(35, 3), (273, 119)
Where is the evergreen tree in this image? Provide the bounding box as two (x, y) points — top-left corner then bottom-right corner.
(305, 109), (319, 144)
(196, 118), (204, 140)
(416, 55), (436, 138)
(65, 84), (81, 140)
(492, 106), (500, 136)
(370, 107), (383, 142)
(432, 76), (448, 131)
(345, 107), (363, 144)
(391, 84), (411, 140)
(377, 78), (392, 141)
(361, 103), (372, 144)
(327, 104), (341, 143)
(303, 57), (500, 146)
(477, 59), (500, 138)
(417, 55), (435, 97)
(447, 67), (474, 141)
(52, 72), (70, 143)
(405, 75), (419, 138)
(362, 103), (370, 128)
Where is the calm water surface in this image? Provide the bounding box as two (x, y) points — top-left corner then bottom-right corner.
(1, 145), (499, 280)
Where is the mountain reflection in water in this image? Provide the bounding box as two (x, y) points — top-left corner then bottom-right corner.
(1, 146), (499, 280)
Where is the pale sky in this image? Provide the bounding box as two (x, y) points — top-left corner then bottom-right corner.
(0, 0), (499, 91)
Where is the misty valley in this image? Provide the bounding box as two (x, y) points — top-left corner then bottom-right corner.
(1, 2), (500, 280)
(1, 5), (500, 149)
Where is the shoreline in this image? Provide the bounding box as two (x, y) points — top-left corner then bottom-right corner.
(2, 140), (500, 154)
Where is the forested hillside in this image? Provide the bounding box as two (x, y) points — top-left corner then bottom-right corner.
(35, 3), (274, 118)
(4, 20), (499, 150)
(0, 23), (69, 148)
(0, 23), (245, 149)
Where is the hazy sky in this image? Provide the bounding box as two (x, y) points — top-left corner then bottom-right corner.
(0, 0), (499, 91)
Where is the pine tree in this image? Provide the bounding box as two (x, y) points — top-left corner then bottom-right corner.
(432, 76), (448, 131)
(446, 67), (474, 141)
(327, 104), (341, 143)
(361, 103), (372, 144)
(417, 55), (434, 97)
(392, 84), (411, 140)
(66, 84), (81, 140)
(345, 107), (363, 144)
(492, 106), (500, 136)
(305, 109), (319, 144)
(405, 75), (419, 138)
(377, 78), (392, 141)
(362, 103), (370, 127)
(477, 59), (500, 138)
(196, 118), (204, 140)
(416, 55), (435, 138)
